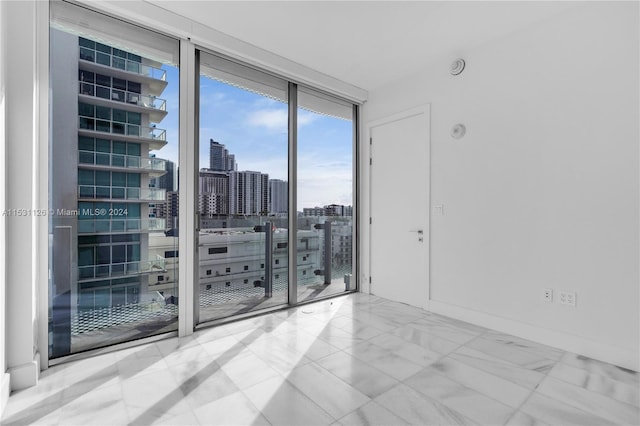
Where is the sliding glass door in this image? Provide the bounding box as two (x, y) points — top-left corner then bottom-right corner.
(296, 87), (355, 303)
(196, 51), (357, 325)
(197, 52), (289, 322)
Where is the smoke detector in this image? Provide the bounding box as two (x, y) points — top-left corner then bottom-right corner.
(450, 58), (466, 76)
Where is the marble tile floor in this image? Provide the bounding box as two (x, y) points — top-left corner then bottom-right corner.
(2, 293), (639, 426)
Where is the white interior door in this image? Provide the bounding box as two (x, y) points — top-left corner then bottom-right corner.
(369, 106), (430, 309)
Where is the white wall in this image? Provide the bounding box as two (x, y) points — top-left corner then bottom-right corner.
(363, 2), (639, 370)
(0, 0), (9, 417)
(4, 0), (42, 392)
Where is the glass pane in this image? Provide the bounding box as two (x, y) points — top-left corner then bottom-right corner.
(113, 141), (126, 155)
(297, 86), (355, 302)
(96, 153), (110, 166)
(49, 5), (180, 358)
(78, 169), (94, 185)
(96, 120), (111, 133)
(197, 51), (288, 323)
(79, 151), (94, 164)
(79, 136), (94, 151)
(95, 105), (110, 120)
(127, 143), (140, 156)
(96, 52), (110, 66)
(95, 74), (110, 87)
(112, 172), (126, 187)
(96, 139), (110, 152)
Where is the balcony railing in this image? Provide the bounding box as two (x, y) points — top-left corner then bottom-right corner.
(79, 46), (166, 81)
(78, 151), (166, 171)
(78, 218), (166, 234)
(79, 82), (167, 112)
(79, 256), (166, 280)
(79, 117), (166, 142)
(78, 185), (166, 201)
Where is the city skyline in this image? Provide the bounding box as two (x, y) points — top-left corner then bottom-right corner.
(151, 66), (354, 210)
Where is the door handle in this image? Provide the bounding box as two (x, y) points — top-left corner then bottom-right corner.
(408, 229), (424, 234)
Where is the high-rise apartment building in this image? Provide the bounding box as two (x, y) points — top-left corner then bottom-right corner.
(199, 169), (229, 216)
(50, 31), (170, 355)
(229, 171), (269, 215)
(209, 139), (236, 172)
(268, 179), (288, 214)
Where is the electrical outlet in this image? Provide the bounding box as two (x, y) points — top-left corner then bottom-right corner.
(542, 288), (553, 303)
(559, 291), (577, 307)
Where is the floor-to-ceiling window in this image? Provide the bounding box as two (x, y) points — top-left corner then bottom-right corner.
(48, 2), (357, 356)
(49, 1), (180, 357)
(196, 52), (357, 324)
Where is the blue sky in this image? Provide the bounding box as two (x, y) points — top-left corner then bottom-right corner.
(155, 65), (353, 210)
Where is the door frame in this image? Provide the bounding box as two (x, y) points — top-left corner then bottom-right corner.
(363, 104), (431, 309)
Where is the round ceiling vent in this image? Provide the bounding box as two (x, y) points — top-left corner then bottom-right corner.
(451, 124), (466, 139)
(450, 58), (466, 76)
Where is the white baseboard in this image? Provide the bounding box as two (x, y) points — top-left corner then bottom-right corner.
(1, 372), (10, 419)
(428, 300), (639, 372)
(7, 351), (40, 391)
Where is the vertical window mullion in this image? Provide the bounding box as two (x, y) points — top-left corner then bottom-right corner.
(288, 82), (298, 306)
(353, 104), (359, 292)
(178, 38), (197, 336)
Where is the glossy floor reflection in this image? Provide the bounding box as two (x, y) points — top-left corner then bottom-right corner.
(3, 293), (639, 425)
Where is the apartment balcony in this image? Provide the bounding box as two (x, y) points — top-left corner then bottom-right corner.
(78, 151), (167, 177)
(78, 185), (166, 202)
(79, 46), (167, 94)
(79, 82), (168, 122)
(78, 118), (167, 150)
(78, 218), (166, 234)
(78, 256), (166, 281)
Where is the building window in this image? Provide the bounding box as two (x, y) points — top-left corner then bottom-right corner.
(209, 247), (228, 255)
(164, 250), (178, 258)
(206, 270), (211, 276)
(244, 265), (249, 271)
(225, 267), (231, 273)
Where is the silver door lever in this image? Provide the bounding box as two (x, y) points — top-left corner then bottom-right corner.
(409, 230), (424, 234)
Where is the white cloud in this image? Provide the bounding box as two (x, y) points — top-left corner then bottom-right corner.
(246, 108), (317, 132)
(247, 109), (288, 132)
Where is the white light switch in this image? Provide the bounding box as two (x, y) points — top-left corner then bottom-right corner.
(433, 205), (444, 216)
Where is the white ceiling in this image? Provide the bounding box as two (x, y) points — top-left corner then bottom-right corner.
(145, 1), (579, 92)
